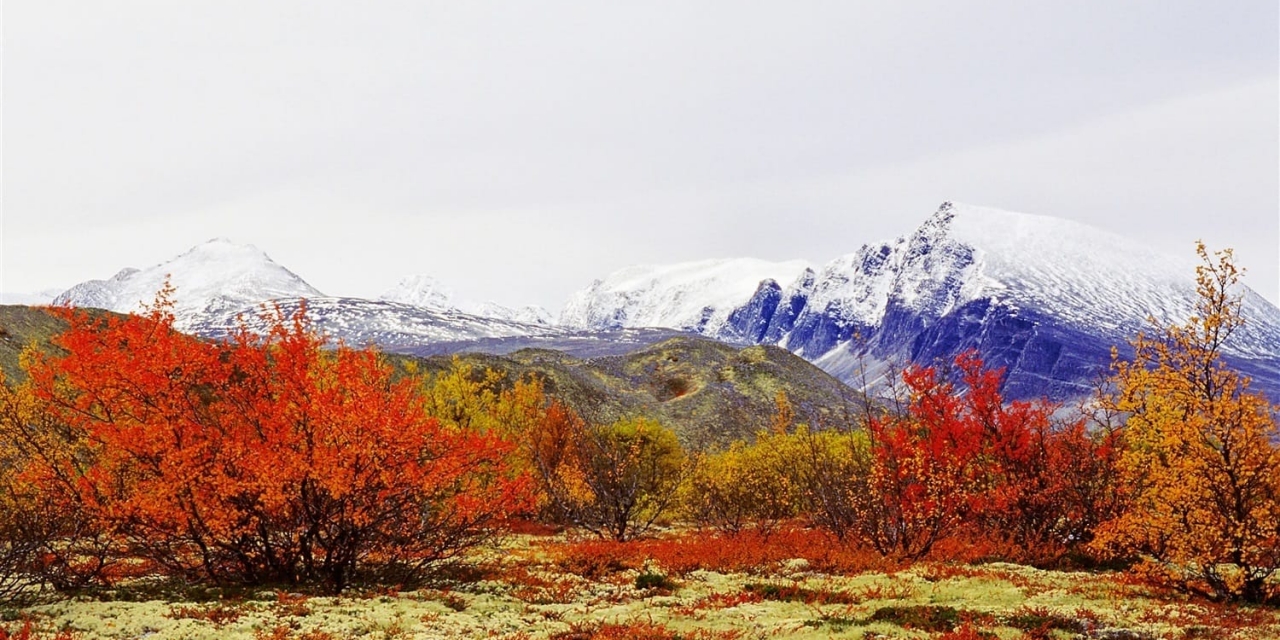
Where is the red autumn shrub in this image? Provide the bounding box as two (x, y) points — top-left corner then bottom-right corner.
(548, 526), (891, 578)
(3, 288), (532, 592)
(0, 620), (80, 640)
(860, 352), (1117, 563)
(551, 620), (742, 640)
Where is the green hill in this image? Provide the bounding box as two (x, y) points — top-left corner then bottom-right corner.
(0, 305), (71, 383)
(407, 337), (862, 449)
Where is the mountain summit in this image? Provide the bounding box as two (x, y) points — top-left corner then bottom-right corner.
(379, 275), (455, 310)
(563, 202), (1280, 399)
(53, 239), (323, 329)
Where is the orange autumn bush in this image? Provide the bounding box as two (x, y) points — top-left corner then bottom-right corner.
(1094, 244), (1280, 603)
(0, 287), (532, 592)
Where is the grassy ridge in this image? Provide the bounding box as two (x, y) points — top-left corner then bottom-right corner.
(405, 337), (862, 448)
(0, 306), (69, 383)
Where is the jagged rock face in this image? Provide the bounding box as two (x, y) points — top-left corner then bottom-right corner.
(900, 301), (1112, 401)
(723, 280), (782, 344)
(570, 202), (1280, 401)
(763, 268), (815, 344)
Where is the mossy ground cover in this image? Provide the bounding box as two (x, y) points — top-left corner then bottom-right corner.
(4, 532), (1277, 639)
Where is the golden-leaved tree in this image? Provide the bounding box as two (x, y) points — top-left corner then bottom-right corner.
(532, 415), (688, 541)
(1095, 243), (1280, 603)
(682, 434), (800, 537)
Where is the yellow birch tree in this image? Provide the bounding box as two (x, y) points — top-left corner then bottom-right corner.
(1096, 243), (1280, 603)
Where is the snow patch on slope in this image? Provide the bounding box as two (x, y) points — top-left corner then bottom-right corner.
(195, 297), (561, 349)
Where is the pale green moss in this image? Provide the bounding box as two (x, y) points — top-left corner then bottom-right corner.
(9, 536), (1280, 639)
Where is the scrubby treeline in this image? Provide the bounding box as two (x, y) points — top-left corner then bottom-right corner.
(1, 244), (1277, 604)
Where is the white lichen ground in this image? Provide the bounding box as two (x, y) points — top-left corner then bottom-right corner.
(7, 537), (1278, 639)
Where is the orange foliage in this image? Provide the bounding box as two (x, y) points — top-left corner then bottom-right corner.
(551, 620), (742, 640)
(1094, 244), (1280, 603)
(3, 287), (532, 591)
(548, 526), (891, 578)
(863, 351), (1118, 562)
(0, 621), (79, 640)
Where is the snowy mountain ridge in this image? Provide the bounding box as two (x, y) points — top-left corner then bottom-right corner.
(42, 203), (1280, 401)
(52, 238), (324, 330)
(564, 203), (1279, 356)
(559, 257), (814, 334)
(51, 239), (557, 346)
(380, 275), (553, 325)
(192, 297), (557, 350)
(563, 202), (1280, 399)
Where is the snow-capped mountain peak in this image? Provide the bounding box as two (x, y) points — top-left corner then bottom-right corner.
(54, 238), (323, 329)
(935, 202), (1195, 325)
(556, 202), (1280, 400)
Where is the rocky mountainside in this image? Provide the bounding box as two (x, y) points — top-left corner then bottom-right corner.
(565, 203), (1280, 400)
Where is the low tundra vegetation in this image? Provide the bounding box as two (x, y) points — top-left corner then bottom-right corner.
(3, 528), (1280, 638)
(0, 245), (1277, 638)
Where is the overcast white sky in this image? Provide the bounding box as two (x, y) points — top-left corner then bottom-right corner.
(3, 1), (1278, 310)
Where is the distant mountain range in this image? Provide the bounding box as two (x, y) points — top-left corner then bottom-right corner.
(36, 202), (1280, 402)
